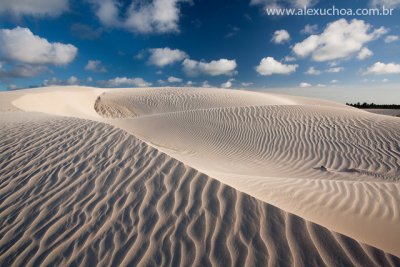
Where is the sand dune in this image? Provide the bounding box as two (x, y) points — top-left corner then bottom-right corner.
(2, 86), (400, 265)
(1, 112), (399, 266)
(365, 109), (400, 117)
(90, 88), (400, 257)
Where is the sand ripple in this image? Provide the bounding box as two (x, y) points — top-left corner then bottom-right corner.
(1, 113), (399, 266)
(94, 88), (400, 256)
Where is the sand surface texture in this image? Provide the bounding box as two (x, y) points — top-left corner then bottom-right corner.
(1, 86), (399, 266)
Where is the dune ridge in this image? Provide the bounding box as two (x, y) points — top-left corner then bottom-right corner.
(92, 88), (400, 256)
(1, 112), (399, 266)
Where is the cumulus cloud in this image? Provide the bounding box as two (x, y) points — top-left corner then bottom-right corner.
(148, 48), (187, 67)
(384, 35), (399, 43)
(43, 77), (63, 86)
(67, 76), (79, 85)
(42, 76), (79, 86)
(0, 64), (48, 80)
(250, 0), (318, 9)
(221, 78), (235, 88)
(167, 76), (182, 83)
(299, 82), (312, 88)
(106, 77), (152, 87)
(0, 27), (77, 66)
(305, 66), (343, 75)
(89, 0), (187, 34)
(326, 67), (344, 73)
(241, 82), (254, 87)
(305, 67), (321, 75)
(255, 57), (298, 75)
(85, 60), (107, 72)
(293, 19), (387, 61)
(364, 62), (400, 75)
(202, 80), (212, 88)
(301, 24), (318, 35)
(357, 47), (373, 60)
(0, 0), (68, 18)
(272, 29), (290, 44)
(283, 56), (296, 62)
(182, 58), (237, 76)
(370, 0), (400, 8)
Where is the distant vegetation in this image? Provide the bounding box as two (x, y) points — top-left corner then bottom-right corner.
(346, 102), (400, 109)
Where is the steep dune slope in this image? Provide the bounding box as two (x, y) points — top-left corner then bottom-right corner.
(93, 88), (400, 256)
(1, 112), (399, 266)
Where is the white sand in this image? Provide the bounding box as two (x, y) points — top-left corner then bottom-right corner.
(1, 86), (399, 265)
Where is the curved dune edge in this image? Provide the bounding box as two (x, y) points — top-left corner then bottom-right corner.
(9, 86), (400, 257)
(1, 112), (399, 266)
(95, 88), (400, 257)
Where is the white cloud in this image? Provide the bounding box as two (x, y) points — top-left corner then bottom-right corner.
(183, 58), (237, 76)
(364, 62), (400, 75)
(250, 0), (318, 9)
(305, 66), (321, 75)
(301, 24), (318, 35)
(384, 35), (399, 43)
(299, 82), (312, 88)
(272, 29), (290, 44)
(85, 60), (107, 72)
(42, 76), (79, 86)
(106, 77), (152, 87)
(8, 84), (18, 90)
(255, 57), (298, 75)
(241, 82), (253, 87)
(87, 76), (93, 82)
(326, 67), (344, 73)
(330, 79), (338, 84)
(293, 19), (387, 61)
(357, 47), (373, 60)
(328, 61), (338, 67)
(0, 27), (77, 66)
(43, 77), (63, 86)
(89, 0), (187, 34)
(221, 78), (235, 88)
(167, 76), (182, 83)
(0, 64), (48, 79)
(67, 76), (79, 85)
(382, 78), (389, 82)
(317, 83), (326, 87)
(186, 81), (194, 86)
(305, 66), (343, 75)
(148, 48), (187, 67)
(0, 0), (68, 18)
(202, 80), (212, 88)
(370, 0), (400, 8)
(283, 56), (296, 62)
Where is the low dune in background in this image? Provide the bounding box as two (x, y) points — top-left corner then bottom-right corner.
(365, 109), (400, 117)
(1, 86), (399, 266)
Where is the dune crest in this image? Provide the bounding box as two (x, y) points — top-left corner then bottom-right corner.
(93, 88), (400, 256)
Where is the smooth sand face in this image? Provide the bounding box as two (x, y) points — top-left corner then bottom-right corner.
(1, 86), (399, 265)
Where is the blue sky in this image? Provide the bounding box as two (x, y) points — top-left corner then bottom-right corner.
(0, 0), (399, 103)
